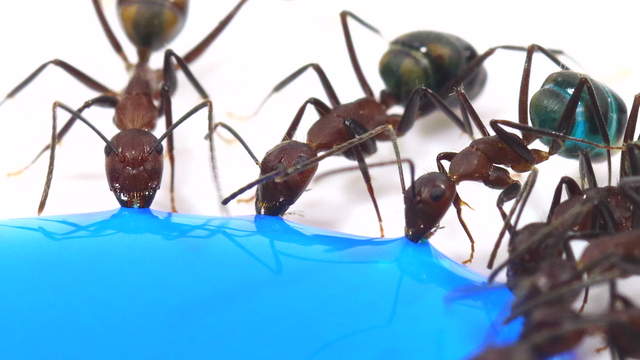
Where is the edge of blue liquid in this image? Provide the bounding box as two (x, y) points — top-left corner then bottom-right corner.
(0, 208), (572, 359)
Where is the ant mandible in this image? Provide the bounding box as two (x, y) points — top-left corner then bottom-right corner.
(1, 0), (250, 213)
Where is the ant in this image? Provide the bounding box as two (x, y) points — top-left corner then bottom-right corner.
(1, 0), (250, 213)
(214, 119), (408, 237)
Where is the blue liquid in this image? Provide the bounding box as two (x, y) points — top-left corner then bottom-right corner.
(0, 208), (522, 359)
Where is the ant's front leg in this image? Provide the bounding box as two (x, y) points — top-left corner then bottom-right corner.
(160, 49), (213, 212)
(8, 95), (118, 177)
(38, 102), (116, 215)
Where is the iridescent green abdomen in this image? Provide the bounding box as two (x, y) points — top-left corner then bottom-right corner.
(379, 31), (486, 114)
(530, 71), (626, 161)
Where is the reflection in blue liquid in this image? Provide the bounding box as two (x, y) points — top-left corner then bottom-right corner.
(0, 208), (522, 359)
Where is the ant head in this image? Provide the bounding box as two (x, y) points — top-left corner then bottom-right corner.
(404, 172), (455, 242)
(255, 141), (318, 216)
(117, 0), (188, 51)
(105, 129), (163, 208)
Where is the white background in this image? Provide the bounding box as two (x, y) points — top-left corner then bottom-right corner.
(0, 1), (638, 357)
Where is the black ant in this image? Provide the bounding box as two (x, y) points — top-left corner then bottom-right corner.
(1, 0), (250, 214)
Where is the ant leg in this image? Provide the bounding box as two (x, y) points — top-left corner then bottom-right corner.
(162, 49), (211, 103)
(620, 94), (640, 177)
(455, 87), (489, 137)
(490, 120), (623, 153)
(158, 84), (216, 212)
(39, 102), (117, 215)
(91, 0), (131, 68)
(160, 84), (179, 212)
(0, 60), (116, 107)
(517, 44), (570, 143)
(222, 124), (406, 205)
(435, 152), (475, 264)
(160, 50), (216, 212)
(578, 151), (598, 189)
(496, 183), (522, 222)
(343, 119), (386, 237)
(240, 64), (340, 120)
(436, 152), (456, 174)
(452, 194), (476, 265)
(8, 95), (118, 177)
(548, 77), (613, 185)
(283, 97), (332, 141)
(396, 86), (470, 136)
(182, 0), (249, 65)
(488, 168), (537, 270)
(340, 11), (381, 98)
(444, 44), (568, 122)
(546, 176), (582, 223)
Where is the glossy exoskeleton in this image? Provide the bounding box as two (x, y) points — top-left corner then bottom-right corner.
(2, 0), (250, 213)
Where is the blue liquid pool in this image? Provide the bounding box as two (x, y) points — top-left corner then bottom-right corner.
(0, 208), (522, 359)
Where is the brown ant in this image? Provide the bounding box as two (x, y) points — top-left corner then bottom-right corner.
(1, 0), (250, 214)
(215, 119), (408, 237)
(426, 40), (628, 263)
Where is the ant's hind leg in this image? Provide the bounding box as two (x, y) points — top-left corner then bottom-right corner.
(182, 0), (250, 65)
(236, 64), (340, 120)
(91, 0), (131, 68)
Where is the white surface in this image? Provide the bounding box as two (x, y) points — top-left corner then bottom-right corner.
(0, 2), (637, 357)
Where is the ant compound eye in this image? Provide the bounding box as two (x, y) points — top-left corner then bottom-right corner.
(154, 143), (164, 155)
(429, 186), (446, 202)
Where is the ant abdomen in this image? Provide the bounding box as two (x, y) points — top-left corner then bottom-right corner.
(404, 172), (456, 242)
(117, 0), (188, 51)
(379, 31), (486, 114)
(256, 141), (319, 216)
(530, 70), (627, 160)
(105, 129), (163, 209)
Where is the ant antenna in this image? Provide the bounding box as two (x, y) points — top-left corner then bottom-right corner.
(38, 102), (117, 215)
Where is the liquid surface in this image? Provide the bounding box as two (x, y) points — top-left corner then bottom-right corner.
(0, 208), (522, 359)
